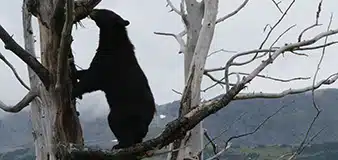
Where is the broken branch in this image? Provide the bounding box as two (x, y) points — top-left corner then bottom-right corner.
(154, 31), (186, 54)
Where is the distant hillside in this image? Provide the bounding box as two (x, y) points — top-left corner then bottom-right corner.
(1, 88), (338, 156)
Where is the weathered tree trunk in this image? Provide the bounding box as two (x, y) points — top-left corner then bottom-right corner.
(22, 1), (47, 159)
(176, 0), (204, 159)
(171, 0), (218, 160)
(23, 0), (83, 159)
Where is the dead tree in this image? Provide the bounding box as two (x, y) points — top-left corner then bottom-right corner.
(0, 0), (101, 159)
(1, 0), (338, 160)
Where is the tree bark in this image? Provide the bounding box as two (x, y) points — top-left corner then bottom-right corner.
(170, 1), (204, 159)
(22, 2), (47, 159)
(0, 0), (100, 159)
(171, 0), (218, 160)
(34, 2), (83, 159)
(20, 0), (101, 159)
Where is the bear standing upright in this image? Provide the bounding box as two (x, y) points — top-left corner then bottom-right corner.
(72, 9), (156, 152)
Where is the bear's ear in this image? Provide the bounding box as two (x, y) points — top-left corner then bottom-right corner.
(123, 20), (130, 26)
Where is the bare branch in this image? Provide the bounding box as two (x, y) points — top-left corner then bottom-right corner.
(235, 73), (338, 100)
(56, 0), (74, 89)
(261, 0), (295, 49)
(204, 21), (338, 92)
(243, 0), (295, 68)
(223, 49), (272, 91)
(290, 11), (333, 160)
(201, 79), (225, 92)
(165, 0), (182, 16)
(271, 0), (283, 14)
(207, 102), (290, 160)
(203, 129), (218, 156)
(203, 71), (310, 92)
(204, 49), (273, 72)
(298, 0), (323, 42)
(201, 112), (247, 154)
(215, 0), (249, 24)
(288, 112), (321, 160)
(154, 32), (185, 54)
(298, 24), (322, 42)
(204, 143), (231, 160)
(288, 126), (326, 160)
(204, 39), (337, 74)
(311, 11), (331, 112)
(0, 25), (50, 87)
(225, 103), (287, 145)
(229, 72), (310, 83)
(298, 41), (338, 50)
(270, 24), (297, 50)
(0, 90), (38, 113)
(204, 72), (226, 85)
(207, 49), (237, 58)
(172, 89), (183, 95)
(0, 52), (30, 90)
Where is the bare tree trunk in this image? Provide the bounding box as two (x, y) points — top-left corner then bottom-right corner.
(0, 0), (100, 159)
(171, 0), (218, 160)
(170, 1), (204, 159)
(22, 0), (87, 159)
(22, 1), (47, 159)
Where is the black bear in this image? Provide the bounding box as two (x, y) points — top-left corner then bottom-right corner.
(72, 9), (156, 153)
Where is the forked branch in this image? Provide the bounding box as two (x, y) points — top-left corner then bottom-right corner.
(154, 31), (186, 54)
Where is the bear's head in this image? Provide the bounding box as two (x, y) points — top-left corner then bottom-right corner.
(89, 9), (130, 29)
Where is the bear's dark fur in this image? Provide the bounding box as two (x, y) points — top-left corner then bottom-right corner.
(72, 9), (156, 152)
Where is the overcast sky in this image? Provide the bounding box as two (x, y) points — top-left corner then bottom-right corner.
(1, 0), (338, 117)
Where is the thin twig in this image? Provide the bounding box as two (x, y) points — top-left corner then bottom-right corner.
(207, 49), (237, 58)
(206, 103), (289, 160)
(166, 0), (182, 15)
(0, 52), (30, 90)
(215, 0), (250, 24)
(203, 129), (218, 156)
(234, 73), (338, 100)
(271, 0), (283, 14)
(289, 11), (333, 160)
(298, 0), (323, 42)
(229, 72), (310, 83)
(202, 112), (247, 152)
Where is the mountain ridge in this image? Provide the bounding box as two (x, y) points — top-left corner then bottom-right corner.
(0, 88), (338, 153)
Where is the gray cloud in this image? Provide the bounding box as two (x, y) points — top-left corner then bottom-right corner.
(1, 0), (338, 117)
